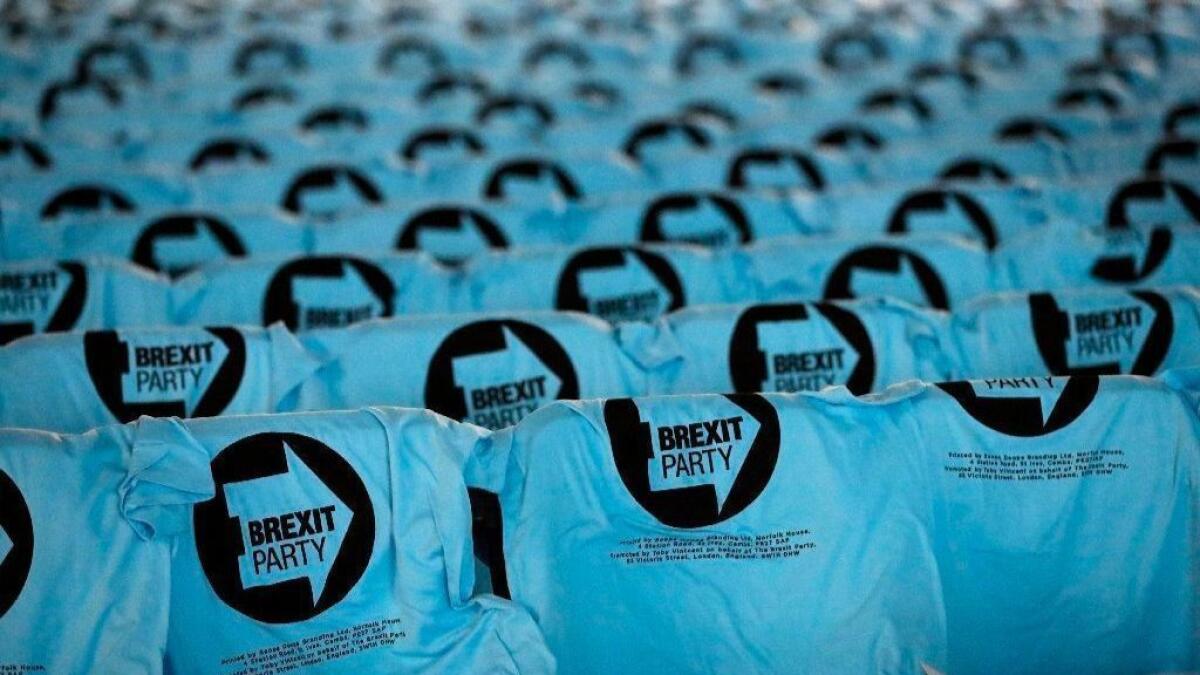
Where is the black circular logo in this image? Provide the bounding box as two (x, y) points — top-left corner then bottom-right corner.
(638, 192), (753, 247)
(728, 302), (877, 395)
(83, 327), (248, 423)
(395, 206), (509, 265)
(481, 158), (582, 203)
(0, 468), (34, 619)
(131, 213), (247, 277)
(725, 148), (825, 192)
(824, 246), (950, 310)
(1090, 227), (1173, 283)
(279, 165), (383, 218)
(1104, 178), (1200, 229)
(603, 394), (781, 528)
(39, 184), (135, 221)
(193, 433), (375, 624)
(886, 188), (999, 250)
(0, 262), (87, 345)
(555, 246), (686, 323)
(262, 256), (395, 331)
(1028, 291), (1174, 376)
(425, 319), (579, 429)
(937, 376), (1099, 437)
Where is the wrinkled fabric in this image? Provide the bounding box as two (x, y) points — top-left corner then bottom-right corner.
(291, 311), (648, 430)
(0, 424), (205, 674)
(133, 410), (554, 674)
(478, 391), (947, 674)
(910, 375), (1200, 674)
(0, 323), (320, 433)
(949, 285), (1200, 379)
(621, 297), (951, 396)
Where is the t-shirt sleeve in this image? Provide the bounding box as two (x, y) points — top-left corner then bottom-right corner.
(119, 416), (215, 541)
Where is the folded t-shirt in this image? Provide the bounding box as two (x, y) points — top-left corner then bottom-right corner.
(739, 232), (996, 310)
(998, 224), (1200, 292)
(170, 253), (457, 331)
(459, 243), (749, 324)
(0, 257), (171, 345)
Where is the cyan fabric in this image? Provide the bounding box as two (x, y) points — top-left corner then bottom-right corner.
(999, 224), (1200, 291)
(170, 253), (456, 331)
(740, 232), (995, 310)
(3, 208), (309, 277)
(477, 391), (947, 674)
(291, 310), (648, 430)
(133, 409), (554, 674)
(459, 243), (748, 323)
(0, 323), (320, 434)
(622, 297), (951, 396)
(949, 285), (1200, 379)
(911, 375), (1200, 674)
(0, 257), (170, 345)
(0, 424), (206, 673)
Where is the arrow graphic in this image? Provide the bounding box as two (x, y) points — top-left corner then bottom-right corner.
(645, 398), (762, 513)
(118, 330), (229, 412)
(577, 251), (670, 322)
(150, 220), (233, 275)
(0, 522), (11, 567)
(297, 173), (367, 218)
(655, 198), (737, 246)
(972, 377), (1067, 425)
(290, 261), (385, 329)
(902, 197), (974, 240)
(415, 213), (493, 263)
(451, 326), (563, 417)
(223, 443), (352, 606)
(756, 317), (858, 389)
(847, 253), (929, 306)
(1123, 190), (1190, 228)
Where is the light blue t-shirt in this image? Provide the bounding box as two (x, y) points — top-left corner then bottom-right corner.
(291, 310), (649, 430)
(0, 424), (206, 673)
(998, 224), (1200, 291)
(459, 243), (749, 323)
(0, 257), (171, 345)
(476, 392), (947, 674)
(170, 253), (457, 331)
(741, 232), (996, 310)
(0, 323), (321, 433)
(134, 410), (554, 674)
(16, 208), (309, 278)
(949, 285), (1200, 379)
(620, 297), (951, 395)
(912, 375), (1200, 674)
